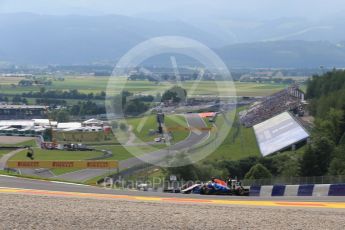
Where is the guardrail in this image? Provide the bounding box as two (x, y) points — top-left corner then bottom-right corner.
(242, 175), (345, 186)
(249, 183), (345, 196)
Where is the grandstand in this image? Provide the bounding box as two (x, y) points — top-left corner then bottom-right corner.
(239, 85), (305, 127)
(0, 105), (47, 120)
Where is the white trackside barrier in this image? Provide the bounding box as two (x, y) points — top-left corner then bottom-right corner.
(312, 184), (330, 196)
(249, 183), (345, 196)
(259, 185), (273, 196)
(284, 185), (299, 196)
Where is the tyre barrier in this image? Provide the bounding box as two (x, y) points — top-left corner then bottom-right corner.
(249, 183), (345, 196)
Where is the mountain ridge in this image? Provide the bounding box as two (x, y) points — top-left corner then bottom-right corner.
(1, 13), (345, 68)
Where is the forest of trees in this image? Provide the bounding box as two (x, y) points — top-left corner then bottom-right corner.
(161, 86), (187, 103)
(111, 91), (151, 116)
(48, 100), (106, 122)
(22, 88), (106, 100)
(302, 70), (345, 176)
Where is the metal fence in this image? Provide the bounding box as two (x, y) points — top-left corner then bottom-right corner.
(241, 175), (345, 186)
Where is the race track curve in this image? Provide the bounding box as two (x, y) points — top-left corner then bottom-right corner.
(54, 113), (210, 182)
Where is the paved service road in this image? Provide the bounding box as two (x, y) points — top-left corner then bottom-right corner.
(54, 113), (210, 182)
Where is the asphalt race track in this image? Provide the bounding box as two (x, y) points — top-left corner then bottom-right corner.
(54, 113), (210, 182)
(1, 175), (345, 230)
(1, 175), (345, 203)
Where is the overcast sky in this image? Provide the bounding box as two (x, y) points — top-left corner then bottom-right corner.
(0, 0), (344, 21)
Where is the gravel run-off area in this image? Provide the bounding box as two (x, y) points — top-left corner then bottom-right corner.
(0, 193), (345, 230)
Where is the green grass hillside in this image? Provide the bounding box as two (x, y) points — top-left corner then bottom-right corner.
(165, 115), (190, 142)
(127, 114), (189, 143)
(127, 115), (157, 142)
(205, 108), (260, 161)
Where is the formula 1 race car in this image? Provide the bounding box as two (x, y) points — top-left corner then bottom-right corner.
(181, 179), (249, 196)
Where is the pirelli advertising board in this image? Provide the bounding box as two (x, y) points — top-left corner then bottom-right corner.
(6, 160), (118, 169)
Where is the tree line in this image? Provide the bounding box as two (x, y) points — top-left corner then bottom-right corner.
(166, 153), (297, 181)
(48, 100), (106, 122)
(22, 88), (106, 100)
(302, 70), (345, 176)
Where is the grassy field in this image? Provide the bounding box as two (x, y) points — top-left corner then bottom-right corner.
(127, 114), (189, 143)
(164, 115), (189, 142)
(4, 108), (260, 178)
(7, 144), (165, 176)
(205, 125), (260, 161)
(127, 115), (157, 142)
(9, 148), (106, 176)
(0, 77), (24, 85)
(0, 149), (12, 158)
(125, 108), (261, 181)
(11, 96), (103, 106)
(201, 117), (214, 128)
(53, 131), (119, 145)
(204, 108), (261, 162)
(1, 76), (288, 97)
(93, 145), (139, 161)
(51, 144), (166, 175)
(93, 145), (166, 160)
(9, 149), (102, 161)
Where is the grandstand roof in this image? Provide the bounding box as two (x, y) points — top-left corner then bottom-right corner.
(253, 112), (309, 156)
(0, 105), (46, 109)
(57, 122), (82, 129)
(32, 119), (51, 125)
(82, 118), (103, 125)
(0, 120), (34, 127)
